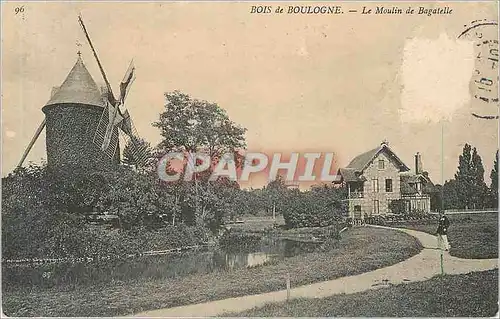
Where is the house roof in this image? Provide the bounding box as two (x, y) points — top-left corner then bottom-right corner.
(45, 56), (105, 108)
(346, 143), (410, 173)
(338, 168), (366, 182)
(346, 146), (380, 170)
(400, 173), (436, 194)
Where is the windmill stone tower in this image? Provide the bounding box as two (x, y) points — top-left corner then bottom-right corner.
(42, 54), (120, 170)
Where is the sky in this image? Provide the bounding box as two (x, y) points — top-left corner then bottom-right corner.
(2, 1), (498, 188)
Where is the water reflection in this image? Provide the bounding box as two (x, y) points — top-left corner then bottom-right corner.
(4, 236), (325, 287)
(215, 238), (321, 270)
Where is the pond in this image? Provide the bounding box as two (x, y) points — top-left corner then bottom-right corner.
(3, 236), (325, 288)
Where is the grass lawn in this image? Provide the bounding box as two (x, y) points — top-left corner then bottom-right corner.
(2, 227), (422, 317)
(391, 212), (498, 259)
(227, 269), (499, 317)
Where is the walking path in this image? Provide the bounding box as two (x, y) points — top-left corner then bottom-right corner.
(133, 225), (498, 317)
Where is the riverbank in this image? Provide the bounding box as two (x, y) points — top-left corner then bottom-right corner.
(2, 227), (422, 317)
(228, 269), (498, 317)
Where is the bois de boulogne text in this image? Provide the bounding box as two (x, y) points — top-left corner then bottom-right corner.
(250, 5), (453, 16)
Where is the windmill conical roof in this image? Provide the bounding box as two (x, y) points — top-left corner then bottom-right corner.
(45, 56), (105, 108)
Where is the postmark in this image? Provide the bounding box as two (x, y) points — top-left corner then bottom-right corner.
(458, 19), (499, 118)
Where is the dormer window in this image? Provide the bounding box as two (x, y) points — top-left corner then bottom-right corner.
(416, 181), (422, 192)
(378, 159), (385, 169)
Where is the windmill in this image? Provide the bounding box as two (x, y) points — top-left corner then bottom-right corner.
(16, 16), (149, 169)
(78, 15), (149, 167)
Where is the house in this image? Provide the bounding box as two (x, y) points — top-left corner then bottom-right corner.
(333, 141), (434, 220)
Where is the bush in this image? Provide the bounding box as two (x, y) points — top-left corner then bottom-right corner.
(282, 187), (346, 229)
(2, 221), (211, 289)
(389, 199), (406, 215)
(218, 229), (261, 251)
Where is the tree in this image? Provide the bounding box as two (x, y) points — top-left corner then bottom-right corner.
(430, 184), (443, 212)
(264, 175), (288, 219)
(152, 91), (247, 228)
(454, 144), (489, 209)
(282, 185), (346, 229)
(490, 150), (499, 208)
(153, 91), (246, 156)
(97, 166), (177, 230)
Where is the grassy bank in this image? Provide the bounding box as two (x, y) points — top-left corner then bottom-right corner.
(228, 269), (499, 317)
(392, 212), (498, 259)
(2, 227), (422, 317)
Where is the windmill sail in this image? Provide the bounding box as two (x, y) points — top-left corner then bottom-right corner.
(78, 15), (116, 104)
(93, 102), (120, 159)
(121, 116), (150, 167)
(119, 60), (136, 105)
(78, 15), (146, 164)
(17, 119), (46, 168)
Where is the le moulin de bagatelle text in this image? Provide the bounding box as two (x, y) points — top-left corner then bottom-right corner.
(250, 5), (453, 16)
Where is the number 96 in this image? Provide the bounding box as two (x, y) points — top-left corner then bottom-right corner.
(15, 6), (25, 15)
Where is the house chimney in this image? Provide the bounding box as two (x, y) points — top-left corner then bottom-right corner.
(415, 152), (423, 175)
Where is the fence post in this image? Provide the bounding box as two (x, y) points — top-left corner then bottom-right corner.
(286, 272), (291, 301)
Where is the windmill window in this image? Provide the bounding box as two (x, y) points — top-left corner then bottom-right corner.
(378, 159), (385, 169)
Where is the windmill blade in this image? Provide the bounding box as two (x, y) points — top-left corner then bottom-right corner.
(119, 115), (150, 167)
(93, 103), (120, 159)
(119, 109), (134, 137)
(77, 14), (116, 105)
(101, 102), (123, 151)
(17, 119), (46, 167)
(123, 135), (150, 167)
(119, 60), (136, 106)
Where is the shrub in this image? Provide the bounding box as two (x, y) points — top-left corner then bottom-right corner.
(282, 187), (346, 229)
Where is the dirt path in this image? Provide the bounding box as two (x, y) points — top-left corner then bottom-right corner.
(132, 225), (498, 317)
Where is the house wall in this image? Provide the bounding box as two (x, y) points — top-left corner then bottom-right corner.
(406, 196), (431, 213)
(349, 152), (402, 217)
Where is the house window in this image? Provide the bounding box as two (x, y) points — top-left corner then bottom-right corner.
(387, 199), (392, 213)
(373, 200), (379, 214)
(385, 179), (393, 192)
(372, 178), (379, 192)
(378, 159), (385, 169)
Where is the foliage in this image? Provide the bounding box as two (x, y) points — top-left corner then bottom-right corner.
(263, 175), (288, 215)
(388, 199), (406, 214)
(430, 184), (443, 212)
(219, 229), (262, 251)
(96, 166), (177, 230)
(452, 144), (489, 209)
(282, 185), (347, 229)
(1, 163), (215, 266)
(152, 90), (248, 228)
(153, 90), (247, 156)
(489, 150), (498, 208)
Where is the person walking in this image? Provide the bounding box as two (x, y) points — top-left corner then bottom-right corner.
(436, 212), (451, 251)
